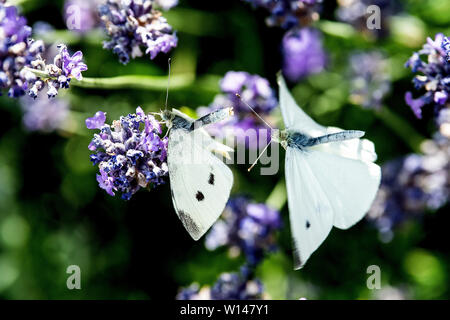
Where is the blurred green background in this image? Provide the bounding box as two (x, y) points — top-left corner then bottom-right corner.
(0, 0), (449, 299)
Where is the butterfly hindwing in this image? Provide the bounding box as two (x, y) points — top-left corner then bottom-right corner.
(168, 128), (233, 240)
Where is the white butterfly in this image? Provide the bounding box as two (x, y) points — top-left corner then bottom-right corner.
(160, 107), (234, 240)
(267, 75), (381, 269)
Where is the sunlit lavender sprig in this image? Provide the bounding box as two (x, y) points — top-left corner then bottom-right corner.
(368, 136), (450, 242)
(20, 92), (70, 132)
(198, 71), (277, 149)
(242, 0), (322, 29)
(205, 196), (282, 266)
(86, 107), (168, 200)
(27, 44), (87, 99)
(98, 0), (178, 65)
(282, 27), (326, 83)
(0, 3), (44, 97)
(177, 267), (264, 300)
(348, 51), (390, 109)
(405, 33), (450, 138)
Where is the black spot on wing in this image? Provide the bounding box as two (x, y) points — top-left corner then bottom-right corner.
(178, 210), (201, 238)
(306, 220), (311, 229)
(208, 173), (215, 185)
(196, 191), (205, 201)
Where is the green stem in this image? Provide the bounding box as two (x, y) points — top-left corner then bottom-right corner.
(266, 178), (287, 212)
(375, 106), (426, 154)
(23, 67), (195, 91)
(71, 74), (195, 91)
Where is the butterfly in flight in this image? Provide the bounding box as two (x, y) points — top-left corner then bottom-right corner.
(244, 73), (381, 269)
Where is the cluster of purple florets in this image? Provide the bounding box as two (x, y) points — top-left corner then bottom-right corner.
(242, 1), (326, 83)
(243, 0), (322, 29)
(0, 3), (43, 97)
(99, 0), (178, 65)
(405, 34), (449, 123)
(86, 107), (168, 200)
(348, 51), (391, 109)
(27, 44), (88, 99)
(177, 197), (280, 300)
(199, 71), (277, 148)
(368, 136), (450, 242)
(0, 2), (87, 99)
(205, 196), (282, 266)
(177, 267), (264, 300)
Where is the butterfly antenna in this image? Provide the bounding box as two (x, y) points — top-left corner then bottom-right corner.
(235, 93), (274, 130)
(165, 58), (171, 111)
(248, 141), (272, 172)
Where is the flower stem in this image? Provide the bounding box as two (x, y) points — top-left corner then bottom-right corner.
(266, 178), (287, 212)
(23, 67), (196, 91)
(71, 74), (195, 91)
(375, 106), (426, 154)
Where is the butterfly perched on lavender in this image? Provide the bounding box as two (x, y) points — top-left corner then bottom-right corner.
(158, 107), (235, 240)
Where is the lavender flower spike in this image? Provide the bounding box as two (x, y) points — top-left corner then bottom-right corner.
(99, 0), (178, 64)
(0, 3), (44, 98)
(405, 33), (449, 136)
(282, 27), (326, 83)
(87, 107), (168, 200)
(26, 44), (88, 99)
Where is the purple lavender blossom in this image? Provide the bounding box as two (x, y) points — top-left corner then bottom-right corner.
(368, 136), (450, 242)
(87, 107), (168, 200)
(64, 0), (102, 33)
(20, 93), (70, 132)
(282, 28), (326, 83)
(177, 268), (264, 300)
(405, 33), (449, 133)
(205, 196), (281, 266)
(198, 71), (278, 149)
(0, 3), (44, 98)
(348, 51), (390, 109)
(242, 0), (322, 29)
(99, 0), (178, 65)
(27, 44), (88, 99)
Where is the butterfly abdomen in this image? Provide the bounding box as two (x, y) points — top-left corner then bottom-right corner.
(288, 130), (365, 150)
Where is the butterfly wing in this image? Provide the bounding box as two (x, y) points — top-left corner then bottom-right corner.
(286, 148), (381, 268)
(168, 128), (233, 240)
(278, 73), (326, 137)
(285, 148), (334, 269)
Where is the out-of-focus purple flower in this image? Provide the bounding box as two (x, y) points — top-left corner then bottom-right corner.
(336, 0), (394, 38)
(0, 3), (44, 98)
(348, 51), (390, 109)
(87, 107), (168, 200)
(99, 0), (178, 65)
(405, 33), (449, 128)
(205, 196), (281, 266)
(27, 44), (88, 99)
(86, 111), (106, 129)
(368, 136), (450, 242)
(282, 28), (326, 83)
(64, 0), (102, 33)
(177, 268), (264, 300)
(242, 0), (322, 29)
(198, 72), (278, 149)
(20, 92), (70, 132)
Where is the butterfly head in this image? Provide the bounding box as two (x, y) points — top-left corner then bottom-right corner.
(271, 129), (288, 149)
